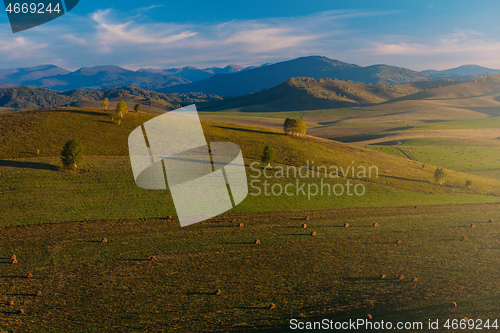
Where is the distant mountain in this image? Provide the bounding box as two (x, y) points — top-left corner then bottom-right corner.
(0, 64), (69, 85)
(422, 65), (500, 76)
(161, 56), (431, 96)
(140, 64), (246, 82)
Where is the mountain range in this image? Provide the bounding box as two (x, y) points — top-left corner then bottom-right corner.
(0, 56), (499, 97)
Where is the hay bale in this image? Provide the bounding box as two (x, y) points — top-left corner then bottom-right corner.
(302, 223), (307, 229)
(396, 240), (403, 245)
(373, 223), (379, 227)
(239, 223), (244, 228)
(166, 216), (172, 220)
(462, 236), (468, 241)
(380, 274), (386, 279)
(311, 231), (317, 236)
(36, 291), (43, 297)
(254, 239), (261, 245)
(304, 216), (310, 221)
(214, 289), (222, 296)
(26, 273), (34, 279)
(462, 317), (469, 323)
(366, 314), (373, 320)
(344, 223), (349, 228)
(232, 219), (237, 223)
(16, 308), (24, 314)
(150, 256), (158, 262)
(450, 302), (457, 308)
(488, 219), (493, 223)
(269, 303), (276, 310)
(10, 254), (16, 260)
(470, 224), (476, 228)
(411, 277), (418, 283)
(101, 238), (108, 243)
(11, 259), (18, 264)
(7, 300), (14, 306)
(398, 274), (405, 280)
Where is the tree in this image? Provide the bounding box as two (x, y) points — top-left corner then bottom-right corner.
(261, 144), (275, 167)
(115, 100), (128, 119)
(465, 180), (473, 188)
(434, 167), (446, 185)
(61, 138), (84, 171)
(134, 103), (141, 113)
(293, 118), (307, 137)
(283, 118), (293, 135)
(102, 97), (109, 110)
(283, 118), (307, 137)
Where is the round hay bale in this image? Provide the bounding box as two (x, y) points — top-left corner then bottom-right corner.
(101, 238), (108, 243)
(462, 236), (468, 241)
(254, 239), (261, 245)
(488, 219), (493, 223)
(470, 224), (476, 228)
(26, 273), (34, 279)
(16, 308), (24, 314)
(11, 259), (18, 264)
(232, 219), (237, 223)
(10, 254), (16, 260)
(7, 300), (14, 306)
(269, 303), (276, 310)
(411, 277), (418, 283)
(304, 216), (310, 221)
(36, 291), (43, 297)
(396, 240), (403, 245)
(166, 216), (172, 220)
(150, 256), (158, 262)
(302, 223), (307, 229)
(380, 274), (386, 279)
(366, 314), (373, 320)
(344, 223), (349, 228)
(214, 289), (222, 296)
(398, 274), (405, 280)
(311, 231), (317, 236)
(450, 302), (457, 308)
(373, 223), (379, 227)
(238, 223), (244, 228)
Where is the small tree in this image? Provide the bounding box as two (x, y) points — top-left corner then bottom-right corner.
(283, 118), (293, 135)
(61, 138), (84, 171)
(115, 100), (128, 120)
(102, 97), (109, 110)
(465, 180), (473, 188)
(261, 144), (275, 167)
(134, 103), (141, 113)
(434, 167), (446, 185)
(293, 119), (307, 137)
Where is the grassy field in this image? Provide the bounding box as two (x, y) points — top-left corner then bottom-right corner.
(1, 106), (499, 332)
(1, 204), (499, 332)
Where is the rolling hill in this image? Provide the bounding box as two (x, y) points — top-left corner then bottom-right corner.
(198, 77), (423, 112)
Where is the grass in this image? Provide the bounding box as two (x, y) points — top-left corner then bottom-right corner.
(1, 204), (499, 332)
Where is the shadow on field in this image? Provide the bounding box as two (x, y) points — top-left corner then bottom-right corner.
(215, 125), (281, 136)
(0, 159), (59, 171)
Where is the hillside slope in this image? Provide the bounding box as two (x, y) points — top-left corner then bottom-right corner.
(199, 77), (422, 112)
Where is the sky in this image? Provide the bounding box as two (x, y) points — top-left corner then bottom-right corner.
(1, 0), (500, 71)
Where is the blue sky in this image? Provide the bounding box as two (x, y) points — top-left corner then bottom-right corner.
(1, 0), (500, 71)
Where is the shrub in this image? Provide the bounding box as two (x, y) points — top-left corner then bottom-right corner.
(434, 167), (446, 184)
(465, 180), (473, 188)
(261, 145), (275, 167)
(61, 138), (84, 171)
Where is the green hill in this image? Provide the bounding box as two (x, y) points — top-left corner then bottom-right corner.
(1, 107), (499, 226)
